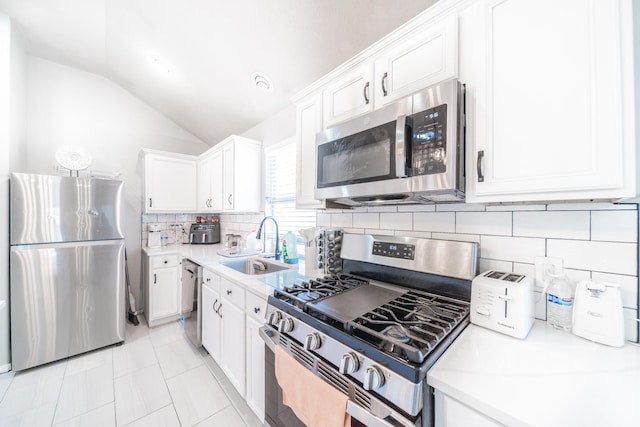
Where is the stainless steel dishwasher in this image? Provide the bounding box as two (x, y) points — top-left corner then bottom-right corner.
(181, 259), (202, 347)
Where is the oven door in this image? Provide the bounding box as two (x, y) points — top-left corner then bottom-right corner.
(260, 327), (420, 427)
(315, 98), (413, 203)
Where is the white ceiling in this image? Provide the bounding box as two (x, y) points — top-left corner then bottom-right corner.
(0, 0), (438, 145)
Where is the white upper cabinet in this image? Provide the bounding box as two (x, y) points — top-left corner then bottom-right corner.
(219, 136), (262, 212)
(323, 65), (374, 128)
(197, 149), (223, 212)
(373, 13), (458, 109)
(321, 13), (458, 129)
(143, 150), (197, 213)
(296, 92), (326, 209)
(461, 0), (636, 203)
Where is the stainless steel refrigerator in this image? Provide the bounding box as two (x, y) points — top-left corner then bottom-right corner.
(9, 172), (126, 371)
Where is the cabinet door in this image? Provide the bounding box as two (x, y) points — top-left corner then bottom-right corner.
(145, 154), (197, 212)
(149, 266), (179, 320)
(296, 93), (325, 209)
(435, 390), (504, 427)
(197, 156), (213, 212)
(323, 64), (374, 128)
(210, 149), (224, 211)
(374, 13), (458, 109)
(463, 0), (635, 203)
(245, 315), (265, 421)
(222, 143), (235, 210)
(201, 282), (221, 363)
(221, 298), (246, 396)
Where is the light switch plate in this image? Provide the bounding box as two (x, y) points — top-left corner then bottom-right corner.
(534, 256), (563, 292)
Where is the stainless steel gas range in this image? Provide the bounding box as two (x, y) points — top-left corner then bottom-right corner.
(260, 234), (478, 427)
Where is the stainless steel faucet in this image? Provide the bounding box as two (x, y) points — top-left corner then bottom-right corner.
(256, 216), (280, 260)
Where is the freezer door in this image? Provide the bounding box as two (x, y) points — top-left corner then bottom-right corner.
(10, 240), (126, 371)
(10, 173), (125, 245)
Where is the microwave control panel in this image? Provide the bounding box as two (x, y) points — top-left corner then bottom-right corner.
(372, 241), (415, 260)
(412, 104), (447, 176)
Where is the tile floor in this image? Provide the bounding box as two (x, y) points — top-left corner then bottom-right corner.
(0, 319), (265, 427)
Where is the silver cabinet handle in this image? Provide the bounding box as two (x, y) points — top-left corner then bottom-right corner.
(153, 273), (157, 284)
(477, 150), (485, 182)
(213, 299), (219, 313)
(149, 198), (153, 208)
(227, 194), (233, 205)
(381, 72), (388, 96)
(254, 307), (260, 314)
(226, 289), (232, 296)
(363, 81), (370, 104)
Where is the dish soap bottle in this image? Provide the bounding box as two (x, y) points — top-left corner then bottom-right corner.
(546, 274), (575, 331)
(282, 231), (299, 264)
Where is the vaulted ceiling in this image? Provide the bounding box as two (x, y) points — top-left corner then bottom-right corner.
(0, 0), (438, 145)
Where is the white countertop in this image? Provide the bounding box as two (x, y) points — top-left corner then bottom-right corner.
(143, 243), (311, 298)
(427, 320), (640, 427)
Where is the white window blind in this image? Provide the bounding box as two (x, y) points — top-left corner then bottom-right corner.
(264, 138), (316, 240)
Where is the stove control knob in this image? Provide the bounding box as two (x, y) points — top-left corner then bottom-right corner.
(267, 310), (282, 327)
(303, 333), (322, 351)
(363, 366), (385, 391)
(339, 353), (360, 374)
(278, 317), (294, 333)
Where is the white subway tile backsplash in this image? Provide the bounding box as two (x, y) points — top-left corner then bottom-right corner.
(353, 213), (380, 229)
(332, 213), (353, 228)
(398, 204), (435, 212)
(478, 258), (512, 273)
(548, 240), (637, 276)
(591, 272), (638, 309)
(345, 228), (365, 234)
(317, 213), (331, 227)
(513, 211), (590, 240)
(397, 231), (432, 239)
(380, 213), (412, 231)
(366, 206), (398, 213)
(546, 202), (636, 211)
(414, 212), (455, 233)
(480, 235), (545, 264)
(368, 229), (395, 236)
(591, 210), (638, 243)
(156, 214), (176, 222)
(436, 203), (486, 212)
(456, 212), (512, 236)
(142, 214), (157, 223)
(486, 204), (546, 211)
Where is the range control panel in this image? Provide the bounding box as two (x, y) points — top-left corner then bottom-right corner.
(372, 242), (415, 260)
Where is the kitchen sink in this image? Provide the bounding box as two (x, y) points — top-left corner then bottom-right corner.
(221, 257), (294, 275)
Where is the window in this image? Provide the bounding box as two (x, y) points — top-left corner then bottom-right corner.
(264, 137), (316, 257)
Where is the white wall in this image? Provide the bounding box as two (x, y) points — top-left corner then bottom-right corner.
(18, 57), (210, 313)
(241, 104), (296, 149)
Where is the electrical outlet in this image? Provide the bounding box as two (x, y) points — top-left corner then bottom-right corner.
(534, 257), (563, 292)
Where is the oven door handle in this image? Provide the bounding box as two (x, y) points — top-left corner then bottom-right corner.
(259, 326), (277, 353)
(346, 401), (401, 427)
(395, 115), (409, 178)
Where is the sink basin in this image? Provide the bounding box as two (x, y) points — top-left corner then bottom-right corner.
(221, 257), (294, 275)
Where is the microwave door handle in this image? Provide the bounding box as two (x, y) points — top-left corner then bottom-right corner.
(395, 115), (409, 177)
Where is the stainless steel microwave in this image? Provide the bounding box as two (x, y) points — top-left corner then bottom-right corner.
(315, 79), (465, 206)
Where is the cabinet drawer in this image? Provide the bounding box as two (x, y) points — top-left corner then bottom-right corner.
(202, 268), (220, 293)
(221, 278), (245, 308)
(152, 254), (179, 269)
(246, 291), (267, 322)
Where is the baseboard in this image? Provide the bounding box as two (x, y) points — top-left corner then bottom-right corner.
(0, 363), (11, 374)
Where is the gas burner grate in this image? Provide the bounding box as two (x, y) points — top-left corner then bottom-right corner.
(348, 290), (470, 364)
(273, 274), (369, 309)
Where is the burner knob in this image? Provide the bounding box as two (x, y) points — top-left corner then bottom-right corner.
(267, 310), (282, 327)
(339, 353), (360, 374)
(363, 366), (385, 391)
(303, 333), (322, 351)
(278, 317), (294, 333)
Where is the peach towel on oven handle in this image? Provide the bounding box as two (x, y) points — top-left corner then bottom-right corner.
(275, 345), (351, 427)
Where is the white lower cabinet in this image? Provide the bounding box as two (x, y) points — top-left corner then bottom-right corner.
(143, 253), (181, 327)
(434, 390), (504, 427)
(245, 292), (268, 421)
(220, 278), (246, 397)
(201, 268), (222, 363)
